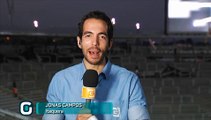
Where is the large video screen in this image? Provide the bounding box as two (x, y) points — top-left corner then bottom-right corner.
(167, 0), (211, 34)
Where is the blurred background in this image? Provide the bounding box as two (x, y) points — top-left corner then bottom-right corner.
(0, 0), (211, 120)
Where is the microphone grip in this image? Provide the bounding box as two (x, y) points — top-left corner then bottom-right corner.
(86, 99), (91, 103)
(85, 99), (91, 109)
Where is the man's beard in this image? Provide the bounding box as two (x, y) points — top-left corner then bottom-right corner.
(84, 51), (106, 65)
(83, 48), (109, 65)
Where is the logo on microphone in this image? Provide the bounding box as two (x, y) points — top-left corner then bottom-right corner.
(88, 90), (95, 97)
(82, 87), (96, 99)
(19, 101), (33, 116)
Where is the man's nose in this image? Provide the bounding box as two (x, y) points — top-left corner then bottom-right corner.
(92, 36), (99, 46)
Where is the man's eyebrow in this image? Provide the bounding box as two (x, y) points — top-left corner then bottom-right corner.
(98, 32), (108, 36)
(83, 31), (93, 35)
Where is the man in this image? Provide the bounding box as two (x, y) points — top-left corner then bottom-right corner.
(43, 11), (150, 120)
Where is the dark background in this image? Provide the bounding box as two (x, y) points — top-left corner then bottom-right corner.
(0, 0), (166, 36)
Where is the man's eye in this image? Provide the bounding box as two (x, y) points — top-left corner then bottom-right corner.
(100, 35), (107, 39)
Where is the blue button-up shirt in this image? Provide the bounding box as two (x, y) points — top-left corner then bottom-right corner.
(43, 60), (150, 120)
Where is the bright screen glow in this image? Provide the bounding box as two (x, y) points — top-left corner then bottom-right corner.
(168, 0), (211, 34)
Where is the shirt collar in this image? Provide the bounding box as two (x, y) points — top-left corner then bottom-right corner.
(80, 59), (112, 80)
(80, 60), (87, 80)
(101, 60), (111, 80)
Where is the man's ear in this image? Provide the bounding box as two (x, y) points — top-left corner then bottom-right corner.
(77, 36), (82, 49)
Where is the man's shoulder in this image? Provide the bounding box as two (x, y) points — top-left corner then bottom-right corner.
(48, 63), (82, 86)
(110, 64), (140, 85)
(54, 63), (82, 76)
(65, 63), (82, 71)
(111, 64), (136, 76)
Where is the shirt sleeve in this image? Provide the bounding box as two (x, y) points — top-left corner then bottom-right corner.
(42, 114), (65, 120)
(128, 105), (150, 120)
(47, 73), (63, 102)
(128, 74), (150, 120)
(42, 73), (65, 120)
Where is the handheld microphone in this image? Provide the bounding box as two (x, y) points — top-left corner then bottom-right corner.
(81, 69), (98, 103)
(80, 70), (99, 120)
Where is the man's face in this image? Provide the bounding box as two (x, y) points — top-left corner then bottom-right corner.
(77, 18), (112, 65)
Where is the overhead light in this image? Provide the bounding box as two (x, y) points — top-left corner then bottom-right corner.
(136, 23), (140, 30)
(111, 18), (116, 25)
(33, 20), (39, 28)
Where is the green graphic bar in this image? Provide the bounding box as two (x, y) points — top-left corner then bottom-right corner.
(36, 102), (113, 115)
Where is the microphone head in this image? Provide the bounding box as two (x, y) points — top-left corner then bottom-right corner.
(83, 69), (98, 87)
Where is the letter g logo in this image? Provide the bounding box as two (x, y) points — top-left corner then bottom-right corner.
(19, 101), (33, 116)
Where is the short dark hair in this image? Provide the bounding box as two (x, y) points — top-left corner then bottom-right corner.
(77, 11), (113, 41)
